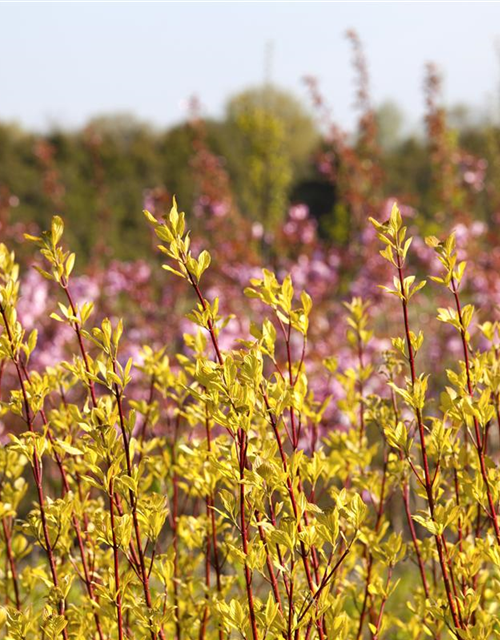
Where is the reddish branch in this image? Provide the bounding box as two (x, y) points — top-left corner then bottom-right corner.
(389, 388), (430, 599)
(202, 412), (224, 640)
(355, 451), (388, 640)
(184, 272), (260, 640)
(59, 277), (161, 635)
(18, 360), (105, 640)
(0, 303), (69, 639)
(171, 414), (181, 640)
(450, 279), (500, 545)
(395, 259), (463, 631)
(109, 478), (125, 640)
(114, 379), (165, 640)
(1, 517), (21, 610)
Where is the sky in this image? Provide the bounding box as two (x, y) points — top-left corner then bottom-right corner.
(2, 2), (500, 133)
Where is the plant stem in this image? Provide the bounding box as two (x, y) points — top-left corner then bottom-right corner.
(255, 510), (283, 613)
(184, 271), (260, 640)
(371, 565), (394, 640)
(204, 412), (224, 640)
(109, 479), (125, 640)
(114, 382), (164, 640)
(59, 279), (142, 571)
(19, 362), (105, 640)
(389, 388), (430, 598)
(450, 280), (500, 544)
(1, 517), (21, 610)
(356, 451), (388, 640)
(395, 261), (463, 631)
(0, 303), (68, 639)
(237, 427), (260, 640)
(262, 390), (325, 640)
(171, 414), (181, 640)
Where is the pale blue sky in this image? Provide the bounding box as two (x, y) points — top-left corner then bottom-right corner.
(2, 2), (500, 132)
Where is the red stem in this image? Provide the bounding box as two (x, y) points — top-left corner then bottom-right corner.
(19, 362), (105, 640)
(395, 262), (463, 630)
(185, 271), (260, 640)
(1, 517), (21, 610)
(371, 565), (393, 640)
(236, 427), (260, 640)
(263, 390), (325, 640)
(199, 497), (211, 640)
(171, 415), (181, 640)
(204, 413), (224, 640)
(109, 479), (125, 640)
(356, 452), (388, 640)
(255, 510), (284, 613)
(0, 303), (68, 639)
(390, 388), (430, 598)
(450, 281), (500, 544)
(114, 382), (165, 640)
(60, 280), (142, 571)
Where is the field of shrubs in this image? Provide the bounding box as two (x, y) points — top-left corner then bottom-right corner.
(1, 32), (500, 640)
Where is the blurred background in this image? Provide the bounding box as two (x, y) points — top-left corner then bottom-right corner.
(2, 3), (500, 262)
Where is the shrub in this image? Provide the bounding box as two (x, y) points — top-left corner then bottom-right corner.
(0, 199), (499, 640)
